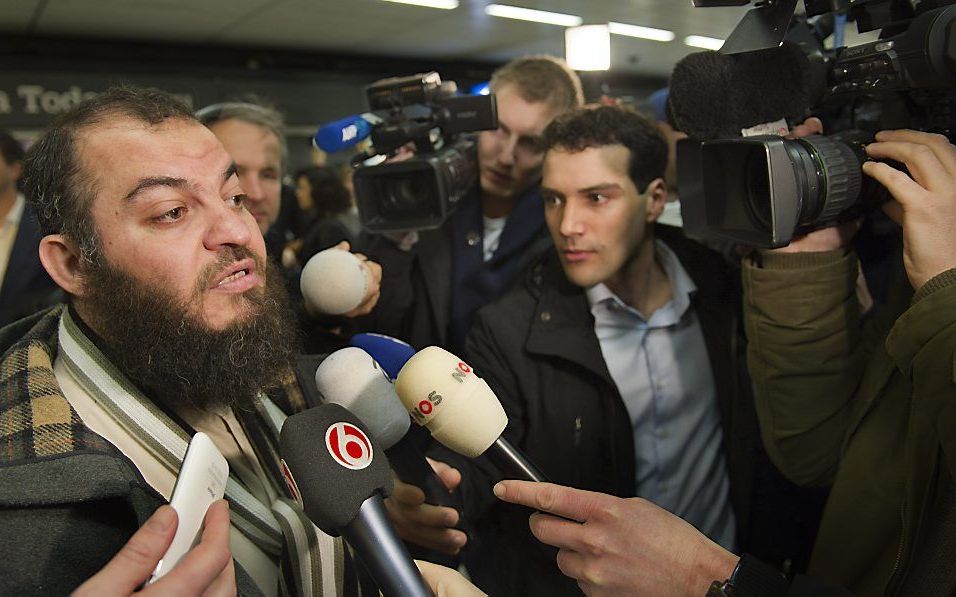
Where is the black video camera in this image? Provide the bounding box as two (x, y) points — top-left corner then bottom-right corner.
(351, 72), (497, 233)
(679, 0), (956, 248)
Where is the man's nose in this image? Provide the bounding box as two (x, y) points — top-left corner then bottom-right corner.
(240, 172), (264, 202)
(497, 135), (517, 166)
(559, 201), (584, 237)
(204, 202), (252, 251)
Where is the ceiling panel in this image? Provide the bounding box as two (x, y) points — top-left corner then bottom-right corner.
(0, 0), (815, 77)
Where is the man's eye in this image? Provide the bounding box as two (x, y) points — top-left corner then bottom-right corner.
(156, 207), (185, 222)
(589, 193), (608, 204)
(229, 194), (247, 207)
(543, 195), (563, 207)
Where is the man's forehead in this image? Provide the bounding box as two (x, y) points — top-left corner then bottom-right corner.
(78, 117), (229, 189)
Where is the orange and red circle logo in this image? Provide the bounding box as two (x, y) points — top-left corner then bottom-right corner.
(325, 422), (374, 470)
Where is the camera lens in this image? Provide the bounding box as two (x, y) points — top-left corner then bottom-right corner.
(382, 174), (429, 212)
(744, 150), (773, 230)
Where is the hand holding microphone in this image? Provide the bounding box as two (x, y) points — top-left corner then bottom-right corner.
(300, 242), (382, 318)
(279, 403), (432, 597)
(395, 346), (549, 483)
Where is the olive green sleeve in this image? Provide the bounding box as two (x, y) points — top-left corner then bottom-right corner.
(742, 249), (865, 487)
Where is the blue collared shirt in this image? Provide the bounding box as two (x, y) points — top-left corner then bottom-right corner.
(586, 240), (736, 550)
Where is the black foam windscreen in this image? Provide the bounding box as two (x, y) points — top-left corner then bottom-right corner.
(669, 44), (813, 141)
(279, 403), (394, 535)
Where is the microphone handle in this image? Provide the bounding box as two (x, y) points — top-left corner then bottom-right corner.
(341, 494), (434, 597)
(386, 439), (459, 509)
(486, 436), (549, 483)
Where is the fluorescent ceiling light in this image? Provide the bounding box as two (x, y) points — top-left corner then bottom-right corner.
(684, 35), (725, 50)
(566, 25), (610, 71)
(608, 22), (675, 42)
(383, 0), (459, 9)
(485, 4), (582, 27)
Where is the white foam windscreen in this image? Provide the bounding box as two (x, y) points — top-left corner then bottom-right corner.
(394, 346), (507, 458)
(315, 347), (410, 449)
(300, 249), (368, 315)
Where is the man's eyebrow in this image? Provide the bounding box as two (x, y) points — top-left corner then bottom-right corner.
(123, 176), (190, 202)
(578, 182), (622, 194)
(540, 186), (565, 199)
(223, 163), (238, 184)
(123, 164), (239, 202)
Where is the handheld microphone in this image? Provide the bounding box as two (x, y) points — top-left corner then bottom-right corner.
(350, 333), (416, 380)
(279, 403), (432, 597)
(314, 113), (375, 153)
(395, 346), (549, 483)
(315, 347), (458, 508)
(300, 248), (368, 315)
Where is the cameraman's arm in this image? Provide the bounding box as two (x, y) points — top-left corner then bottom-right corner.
(865, 131), (956, 481)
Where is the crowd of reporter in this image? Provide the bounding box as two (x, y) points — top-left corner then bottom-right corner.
(0, 47), (953, 597)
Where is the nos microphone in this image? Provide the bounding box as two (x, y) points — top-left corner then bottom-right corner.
(314, 113), (375, 153)
(395, 346), (549, 483)
(279, 403), (432, 597)
(315, 347), (458, 509)
(300, 248), (368, 315)
(350, 333), (416, 380)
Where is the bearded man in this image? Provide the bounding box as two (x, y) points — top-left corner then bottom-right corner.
(0, 86), (378, 596)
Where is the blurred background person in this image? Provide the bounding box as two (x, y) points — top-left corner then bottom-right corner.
(0, 129), (60, 327)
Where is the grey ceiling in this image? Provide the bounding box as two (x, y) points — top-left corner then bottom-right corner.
(2, 0), (761, 77)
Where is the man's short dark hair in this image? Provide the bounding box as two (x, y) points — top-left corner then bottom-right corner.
(541, 105), (668, 193)
(22, 86), (196, 262)
(0, 129), (25, 167)
(294, 165), (352, 220)
(490, 55), (584, 115)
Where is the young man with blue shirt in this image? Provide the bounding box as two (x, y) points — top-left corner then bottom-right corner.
(398, 105), (814, 596)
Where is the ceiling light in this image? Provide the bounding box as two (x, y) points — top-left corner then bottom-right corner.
(608, 22), (675, 42)
(383, 0), (459, 9)
(566, 24), (610, 71)
(684, 35), (725, 50)
(485, 4), (582, 27)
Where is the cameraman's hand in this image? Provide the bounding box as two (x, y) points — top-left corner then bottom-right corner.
(775, 117), (861, 253)
(385, 458), (467, 554)
(72, 501), (235, 597)
(864, 130), (956, 291)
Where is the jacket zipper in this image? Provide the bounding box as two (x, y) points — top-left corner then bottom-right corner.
(573, 416), (583, 447)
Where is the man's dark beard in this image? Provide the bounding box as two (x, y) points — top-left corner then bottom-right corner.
(79, 248), (300, 412)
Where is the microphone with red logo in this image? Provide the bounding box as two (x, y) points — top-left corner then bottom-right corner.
(314, 347), (458, 508)
(394, 346), (549, 483)
(279, 403), (432, 597)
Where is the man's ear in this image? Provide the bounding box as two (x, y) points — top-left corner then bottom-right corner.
(38, 234), (87, 297)
(643, 178), (669, 223)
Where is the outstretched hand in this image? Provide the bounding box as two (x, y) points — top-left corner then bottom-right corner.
(494, 481), (738, 597)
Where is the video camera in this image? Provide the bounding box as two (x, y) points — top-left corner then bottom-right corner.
(345, 72), (497, 233)
(678, 0), (956, 248)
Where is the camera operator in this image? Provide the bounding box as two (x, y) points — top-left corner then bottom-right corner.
(492, 126), (956, 596)
(361, 55), (584, 355)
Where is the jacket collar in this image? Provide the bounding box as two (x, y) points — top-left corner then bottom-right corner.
(524, 224), (735, 385)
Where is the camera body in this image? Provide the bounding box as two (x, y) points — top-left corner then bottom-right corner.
(351, 72), (497, 233)
(679, 0), (956, 247)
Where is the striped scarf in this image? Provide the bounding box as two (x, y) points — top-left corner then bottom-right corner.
(56, 307), (355, 597)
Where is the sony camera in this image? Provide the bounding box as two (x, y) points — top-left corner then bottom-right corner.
(679, 0), (956, 248)
(350, 72), (497, 233)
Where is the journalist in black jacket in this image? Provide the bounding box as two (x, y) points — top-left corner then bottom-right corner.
(436, 224), (822, 596)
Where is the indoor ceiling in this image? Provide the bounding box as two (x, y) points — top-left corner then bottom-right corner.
(1, 0), (759, 77)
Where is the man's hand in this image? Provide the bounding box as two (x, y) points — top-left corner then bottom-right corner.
(494, 481), (738, 597)
(863, 130), (956, 291)
(385, 459), (467, 554)
(416, 560), (486, 596)
(329, 241), (382, 318)
(72, 500), (235, 597)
